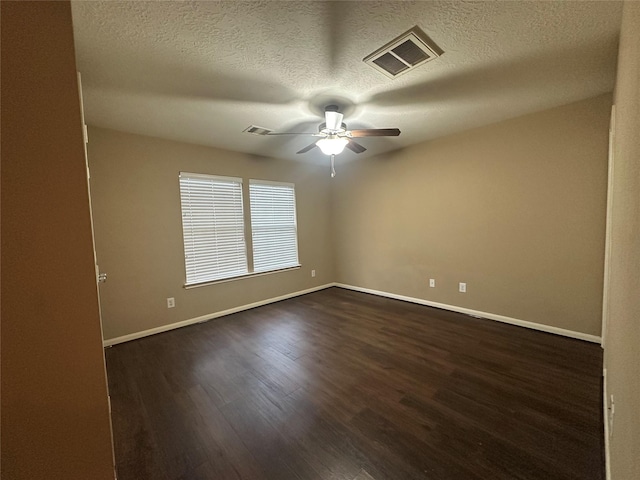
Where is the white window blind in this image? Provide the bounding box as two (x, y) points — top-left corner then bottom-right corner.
(249, 180), (299, 273)
(179, 173), (248, 285)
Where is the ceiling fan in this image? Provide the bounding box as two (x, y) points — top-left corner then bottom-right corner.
(244, 105), (400, 177)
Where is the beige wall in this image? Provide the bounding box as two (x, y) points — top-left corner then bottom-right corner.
(87, 127), (334, 341)
(605, 2), (640, 478)
(333, 94), (611, 337)
(1, 2), (115, 479)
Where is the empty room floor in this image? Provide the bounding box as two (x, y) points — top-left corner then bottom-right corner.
(105, 287), (604, 480)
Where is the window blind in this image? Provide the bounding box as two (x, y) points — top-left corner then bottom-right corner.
(179, 173), (248, 284)
(249, 180), (299, 273)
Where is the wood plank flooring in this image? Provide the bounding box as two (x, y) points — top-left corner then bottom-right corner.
(105, 287), (604, 480)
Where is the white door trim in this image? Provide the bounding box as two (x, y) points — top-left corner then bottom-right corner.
(601, 104), (616, 348)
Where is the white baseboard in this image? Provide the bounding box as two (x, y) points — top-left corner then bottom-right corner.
(103, 283), (334, 346)
(104, 282), (602, 346)
(334, 283), (602, 344)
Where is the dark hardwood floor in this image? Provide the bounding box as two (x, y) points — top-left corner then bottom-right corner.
(105, 287), (604, 480)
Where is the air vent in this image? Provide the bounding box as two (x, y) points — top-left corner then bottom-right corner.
(364, 26), (443, 78)
(243, 125), (273, 135)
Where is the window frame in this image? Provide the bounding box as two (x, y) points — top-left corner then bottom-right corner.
(249, 178), (301, 274)
(178, 172), (249, 287)
(178, 173), (301, 288)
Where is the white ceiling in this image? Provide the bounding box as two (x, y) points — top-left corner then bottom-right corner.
(71, 1), (622, 164)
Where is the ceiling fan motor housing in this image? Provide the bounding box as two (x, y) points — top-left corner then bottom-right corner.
(319, 122), (347, 135)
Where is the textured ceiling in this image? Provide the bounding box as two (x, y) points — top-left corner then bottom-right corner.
(71, 1), (623, 164)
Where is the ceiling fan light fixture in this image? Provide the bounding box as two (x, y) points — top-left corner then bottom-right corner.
(316, 136), (349, 155)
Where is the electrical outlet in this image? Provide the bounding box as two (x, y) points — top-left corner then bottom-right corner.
(311, 269), (316, 278)
(459, 282), (467, 293)
(167, 297), (175, 308)
(429, 278), (435, 288)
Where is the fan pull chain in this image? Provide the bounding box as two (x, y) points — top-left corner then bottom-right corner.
(330, 154), (336, 178)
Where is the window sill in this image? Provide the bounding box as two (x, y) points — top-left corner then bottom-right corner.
(184, 265), (301, 289)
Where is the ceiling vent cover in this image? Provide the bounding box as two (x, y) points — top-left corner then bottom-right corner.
(243, 125), (273, 136)
(363, 26), (443, 78)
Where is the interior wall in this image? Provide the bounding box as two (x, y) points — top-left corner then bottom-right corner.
(605, 2), (640, 478)
(332, 94), (611, 337)
(1, 2), (115, 479)
(87, 127), (334, 341)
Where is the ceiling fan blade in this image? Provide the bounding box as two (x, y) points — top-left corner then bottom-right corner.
(243, 125), (321, 136)
(266, 132), (322, 136)
(296, 142), (318, 154)
(346, 140), (367, 154)
(325, 111), (344, 131)
(349, 128), (401, 137)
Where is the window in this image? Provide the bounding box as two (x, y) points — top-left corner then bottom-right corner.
(249, 180), (299, 272)
(179, 174), (299, 286)
(179, 173), (248, 285)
